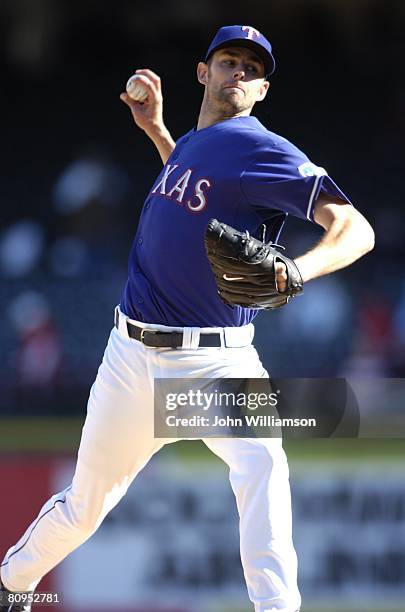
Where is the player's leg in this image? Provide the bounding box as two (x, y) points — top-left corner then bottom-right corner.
(197, 340), (300, 612)
(0, 325), (164, 593)
(204, 437), (300, 612)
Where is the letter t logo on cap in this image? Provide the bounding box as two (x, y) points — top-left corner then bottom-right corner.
(241, 26), (260, 40)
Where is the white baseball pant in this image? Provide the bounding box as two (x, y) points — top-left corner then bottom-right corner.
(1, 308), (301, 612)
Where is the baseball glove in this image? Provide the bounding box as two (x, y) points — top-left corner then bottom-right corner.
(204, 218), (304, 309)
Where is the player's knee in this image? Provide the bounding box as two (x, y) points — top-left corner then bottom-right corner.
(64, 494), (105, 535)
(251, 441), (288, 473)
(250, 445), (290, 490)
(70, 510), (103, 536)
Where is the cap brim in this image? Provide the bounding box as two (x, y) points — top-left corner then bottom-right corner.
(205, 38), (275, 76)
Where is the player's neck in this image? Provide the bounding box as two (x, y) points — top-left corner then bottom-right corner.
(197, 101), (252, 130)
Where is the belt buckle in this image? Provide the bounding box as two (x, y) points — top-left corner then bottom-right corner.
(140, 328), (158, 345)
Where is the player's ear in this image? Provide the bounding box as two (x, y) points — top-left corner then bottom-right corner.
(197, 62), (208, 85)
(256, 79), (270, 102)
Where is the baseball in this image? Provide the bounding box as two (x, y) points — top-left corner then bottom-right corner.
(126, 75), (149, 102)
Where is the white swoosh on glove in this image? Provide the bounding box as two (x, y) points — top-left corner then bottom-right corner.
(223, 274), (244, 281)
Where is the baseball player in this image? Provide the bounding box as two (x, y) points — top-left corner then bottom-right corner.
(1, 25), (374, 612)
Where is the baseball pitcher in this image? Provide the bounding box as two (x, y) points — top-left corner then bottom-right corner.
(0, 25), (374, 612)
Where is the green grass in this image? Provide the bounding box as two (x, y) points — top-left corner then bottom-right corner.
(0, 417), (404, 460)
(0, 417), (84, 453)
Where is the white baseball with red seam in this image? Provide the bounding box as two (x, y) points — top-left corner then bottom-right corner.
(126, 75), (149, 102)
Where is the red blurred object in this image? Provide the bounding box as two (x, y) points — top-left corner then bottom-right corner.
(0, 458), (55, 599)
(16, 320), (63, 388)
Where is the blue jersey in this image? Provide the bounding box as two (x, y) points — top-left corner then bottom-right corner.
(120, 116), (351, 327)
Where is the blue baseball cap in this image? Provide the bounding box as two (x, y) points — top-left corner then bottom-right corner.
(205, 25), (276, 77)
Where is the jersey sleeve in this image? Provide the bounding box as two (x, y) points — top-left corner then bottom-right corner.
(240, 139), (352, 222)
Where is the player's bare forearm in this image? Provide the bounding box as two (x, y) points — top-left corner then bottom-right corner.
(120, 68), (175, 164)
(146, 125), (176, 164)
(294, 198), (375, 283)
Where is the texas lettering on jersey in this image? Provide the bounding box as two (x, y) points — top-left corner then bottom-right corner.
(151, 163), (212, 212)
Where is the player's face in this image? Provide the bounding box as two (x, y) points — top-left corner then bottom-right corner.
(197, 47), (269, 116)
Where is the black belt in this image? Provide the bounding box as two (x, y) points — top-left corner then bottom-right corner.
(115, 313), (222, 348)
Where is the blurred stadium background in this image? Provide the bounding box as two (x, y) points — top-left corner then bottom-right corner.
(0, 1), (404, 611)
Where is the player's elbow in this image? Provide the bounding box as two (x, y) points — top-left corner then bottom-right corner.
(354, 212), (375, 256)
(363, 222), (375, 254)
(339, 205), (375, 257)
